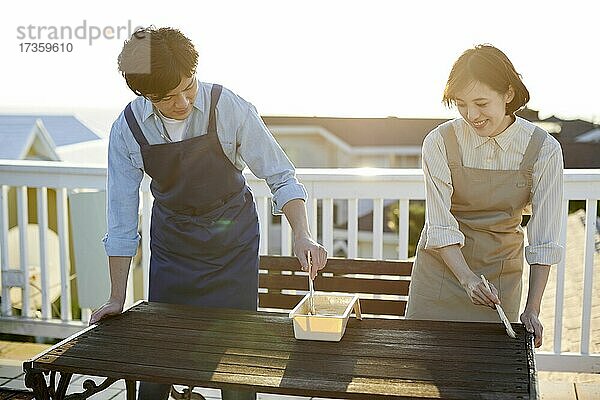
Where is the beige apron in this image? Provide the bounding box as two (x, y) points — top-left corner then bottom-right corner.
(406, 122), (546, 322)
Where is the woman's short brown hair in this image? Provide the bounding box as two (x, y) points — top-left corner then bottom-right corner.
(118, 27), (198, 100)
(442, 44), (530, 115)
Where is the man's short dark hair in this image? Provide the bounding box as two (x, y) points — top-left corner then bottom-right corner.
(118, 26), (199, 100)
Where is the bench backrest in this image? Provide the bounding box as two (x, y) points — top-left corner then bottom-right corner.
(258, 255), (413, 317)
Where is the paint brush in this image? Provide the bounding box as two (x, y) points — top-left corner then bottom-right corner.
(481, 275), (517, 339)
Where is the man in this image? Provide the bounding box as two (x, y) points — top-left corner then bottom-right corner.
(90, 27), (327, 400)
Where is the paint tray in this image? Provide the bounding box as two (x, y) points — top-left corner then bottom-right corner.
(289, 293), (362, 341)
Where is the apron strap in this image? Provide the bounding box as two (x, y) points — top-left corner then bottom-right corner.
(519, 126), (546, 172)
(439, 121), (462, 167)
(208, 84), (223, 136)
(124, 103), (150, 146)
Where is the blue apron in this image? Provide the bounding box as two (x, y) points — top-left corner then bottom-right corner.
(124, 84), (259, 312)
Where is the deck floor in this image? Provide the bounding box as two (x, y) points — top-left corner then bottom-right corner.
(2, 340), (599, 400)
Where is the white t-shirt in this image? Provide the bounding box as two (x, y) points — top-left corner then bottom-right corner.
(157, 111), (189, 142)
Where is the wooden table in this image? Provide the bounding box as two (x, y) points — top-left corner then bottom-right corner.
(23, 301), (538, 399)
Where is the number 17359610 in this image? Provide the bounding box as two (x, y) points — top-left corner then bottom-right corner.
(19, 42), (73, 52)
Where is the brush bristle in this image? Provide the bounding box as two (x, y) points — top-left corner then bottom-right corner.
(506, 326), (517, 338)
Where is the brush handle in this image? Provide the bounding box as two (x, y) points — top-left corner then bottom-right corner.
(480, 275), (517, 338)
(308, 252), (316, 315)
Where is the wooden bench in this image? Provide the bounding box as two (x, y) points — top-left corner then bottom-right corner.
(258, 255), (413, 317)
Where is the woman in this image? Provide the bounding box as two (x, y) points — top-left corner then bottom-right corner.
(406, 44), (563, 348)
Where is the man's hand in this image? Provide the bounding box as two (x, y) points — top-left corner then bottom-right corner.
(293, 235), (327, 280)
(89, 299), (124, 325)
(281, 199), (328, 279)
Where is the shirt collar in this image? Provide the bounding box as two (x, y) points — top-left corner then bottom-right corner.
(141, 79), (203, 121)
(469, 116), (520, 151)
(490, 117), (520, 152)
(471, 133), (489, 149)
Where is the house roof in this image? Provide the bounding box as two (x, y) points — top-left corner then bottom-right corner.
(575, 128), (600, 143)
(262, 116), (449, 147)
(0, 115), (100, 160)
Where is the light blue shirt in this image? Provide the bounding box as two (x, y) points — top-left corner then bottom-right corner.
(103, 81), (307, 257)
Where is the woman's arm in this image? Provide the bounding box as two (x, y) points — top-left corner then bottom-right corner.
(521, 264), (551, 348)
(438, 244), (500, 308)
(522, 136), (564, 347)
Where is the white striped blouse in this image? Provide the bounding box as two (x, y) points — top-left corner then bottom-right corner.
(421, 116), (564, 266)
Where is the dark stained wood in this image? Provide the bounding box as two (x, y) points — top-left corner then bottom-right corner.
(258, 256), (412, 317)
(260, 256), (413, 275)
(259, 273), (409, 295)
(24, 301), (538, 400)
(258, 292), (303, 309)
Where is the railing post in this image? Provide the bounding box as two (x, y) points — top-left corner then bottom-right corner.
(56, 188), (72, 322)
(0, 185), (11, 316)
(17, 186), (31, 317)
(580, 199), (597, 355)
(256, 197), (270, 256)
(347, 199), (358, 258)
(37, 187), (51, 319)
(322, 198), (334, 254)
(553, 198), (568, 355)
(372, 198), (384, 259)
(398, 199), (410, 260)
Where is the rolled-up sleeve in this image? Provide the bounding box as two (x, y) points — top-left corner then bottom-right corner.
(102, 117), (144, 256)
(421, 130), (465, 249)
(525, 141), (564, 265)
(237, 103), (307, 214)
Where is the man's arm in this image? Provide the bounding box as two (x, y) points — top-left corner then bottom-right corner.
(92, 116), (143, 324)
(234, 100), (327, 276)
(282, 199), (327, 279)
(89, 256), (131, 324)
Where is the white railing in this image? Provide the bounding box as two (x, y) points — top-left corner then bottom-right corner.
(0, 159), (598, 373)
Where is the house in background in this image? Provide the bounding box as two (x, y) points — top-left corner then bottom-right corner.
(517, 108), (600, 168)
(265, 109), (600, 170)
(263, 116), (448, 168)
(263, 115), (448, 257)
(0, 115), (105, 163)
(0, 115), (106, 313)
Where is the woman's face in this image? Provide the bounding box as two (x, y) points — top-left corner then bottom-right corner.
(454, 80), (515, 137)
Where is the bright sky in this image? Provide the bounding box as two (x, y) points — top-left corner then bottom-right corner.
(1, 0), (598, 136)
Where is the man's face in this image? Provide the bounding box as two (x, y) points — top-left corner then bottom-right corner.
(150, 75), (198, 120)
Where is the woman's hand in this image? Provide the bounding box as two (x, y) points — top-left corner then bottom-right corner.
(520, 308), (544, 348)
(462, 275), (500, 308)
